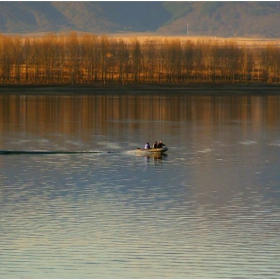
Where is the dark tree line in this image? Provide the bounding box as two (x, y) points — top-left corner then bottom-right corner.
(0, 32), (280, 85)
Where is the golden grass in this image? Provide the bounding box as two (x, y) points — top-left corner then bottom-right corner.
(107, 32), (280, 46)
(4, 31), (280, 46)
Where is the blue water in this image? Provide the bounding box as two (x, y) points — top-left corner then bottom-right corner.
(0, 92), (280, 278)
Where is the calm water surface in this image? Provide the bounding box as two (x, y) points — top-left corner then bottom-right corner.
(0, 90), (280, 278)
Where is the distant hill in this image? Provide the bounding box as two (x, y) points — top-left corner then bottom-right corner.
(0, 1), (280, 37)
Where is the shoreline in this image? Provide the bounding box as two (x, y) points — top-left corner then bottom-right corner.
(0, 83), (280, 95)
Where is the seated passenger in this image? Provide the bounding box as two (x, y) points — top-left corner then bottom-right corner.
(157, 141), (166, 148)
(144, 142), (150, 149)
(153, 141), (158, 148)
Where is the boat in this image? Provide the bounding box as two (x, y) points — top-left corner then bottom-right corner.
(136, 146), (168, 156)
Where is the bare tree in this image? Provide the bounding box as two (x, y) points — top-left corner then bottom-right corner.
(131, 38), (141, 82)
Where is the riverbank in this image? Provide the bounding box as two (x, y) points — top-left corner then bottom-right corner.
(0, 83), (280, 95)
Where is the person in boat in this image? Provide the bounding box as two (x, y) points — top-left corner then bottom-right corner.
(153, 141), (158, 148)
(144, 142), (150, 149)
(157, 141), (166, 148)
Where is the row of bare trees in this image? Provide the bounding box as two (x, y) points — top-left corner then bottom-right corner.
(0, 32), (280, 85)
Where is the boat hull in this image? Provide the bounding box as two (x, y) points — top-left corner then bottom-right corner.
(136, 147), (168, 155)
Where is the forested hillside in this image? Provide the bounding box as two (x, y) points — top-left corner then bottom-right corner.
(160, 2), (280, 37)
(0, 2), (280, 37)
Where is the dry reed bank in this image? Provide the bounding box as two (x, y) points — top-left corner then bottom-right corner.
(0, 32), (280, 85)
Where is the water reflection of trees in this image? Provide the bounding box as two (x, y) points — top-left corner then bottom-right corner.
(1, 94), (280, 138)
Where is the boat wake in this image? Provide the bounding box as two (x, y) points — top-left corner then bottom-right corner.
(0, 150), (121, 155)
(123, 150), (140, 156)
(0, 148), (167, 157)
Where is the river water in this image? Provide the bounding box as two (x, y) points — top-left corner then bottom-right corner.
(0, 88), (280, 278)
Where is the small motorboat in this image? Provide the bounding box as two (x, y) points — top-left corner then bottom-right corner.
(136, 146), (168, 156)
